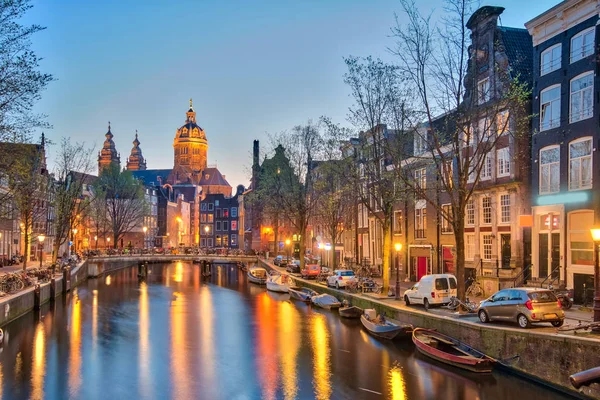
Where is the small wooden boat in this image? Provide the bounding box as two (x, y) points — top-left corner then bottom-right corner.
(360, 314), (412, 340)
(266, 273), (292, 293)
(288, 286), (318, 302)
(247, 267), (268, 285)
(412, 328), (496, 373)
(570, 366), (600, 389)
(311, 294), (342, 310)
(339, 306), (363, 319)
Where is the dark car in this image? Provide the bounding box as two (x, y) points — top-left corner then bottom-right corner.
(280, 257), (294, 268)
(286, 260), (301, 274)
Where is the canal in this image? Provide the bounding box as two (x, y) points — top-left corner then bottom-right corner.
(0, 262), (575, 400)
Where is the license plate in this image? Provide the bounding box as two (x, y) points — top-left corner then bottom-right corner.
(544, 313), (558, 319)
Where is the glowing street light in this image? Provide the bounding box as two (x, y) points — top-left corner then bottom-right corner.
(143, 226), (148, 249)
(285, 239), (291, 260)
(37, 234), (45, 269)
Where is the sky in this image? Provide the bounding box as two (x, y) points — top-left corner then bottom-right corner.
(24, 0), (556, 189)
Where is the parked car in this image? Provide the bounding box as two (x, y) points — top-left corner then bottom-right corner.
(327, 270), (356, 289)
(273, 255), (284, 266)
(478, 288), (564, 328)
(403, 274), (457, 310)
(286, 260), (301, 274)
(280, 257), (294, 268)
(301, 264), (321, 279)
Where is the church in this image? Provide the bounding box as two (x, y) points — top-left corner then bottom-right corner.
(97, 100), (241, 248)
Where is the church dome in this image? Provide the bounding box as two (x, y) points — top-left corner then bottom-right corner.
(176, 99), (206, 140)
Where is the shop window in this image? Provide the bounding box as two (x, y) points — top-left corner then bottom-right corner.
(569, 211), (594, 266)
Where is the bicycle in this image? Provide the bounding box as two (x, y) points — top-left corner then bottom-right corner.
(465, 278), (483, 297)
(445, 296), (478, 312)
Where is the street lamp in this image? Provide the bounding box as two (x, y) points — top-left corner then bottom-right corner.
(589, 228), (600, 329)
(72, 228), (78, 254)
(37, 234), (45, 269)
(394, 243), (402, 300)
(317, 242), (324, 266)
(143, 226), (148, 249)
(324, 243), (332, 267)
(285, 239), (291, 260)
(94, 235), (98, 249)
(106, 236), (111, 249)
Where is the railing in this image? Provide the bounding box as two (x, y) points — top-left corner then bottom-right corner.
(512, 264), (532, 288)
(475, 259), (483, 277)
(540, 264), (561, 288)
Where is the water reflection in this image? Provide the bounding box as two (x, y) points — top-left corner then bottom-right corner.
(68, 289), (81, 396)
(389, 365), (407, 400)
(311, 312), (331, 400)
(279, 301), (300, 400)
(256, 292), (278, 400)
(170, 288), (189, 400)
(199, 285), (216, 395)
(139, 282), (151, 398)
(31, 322), (45, 399)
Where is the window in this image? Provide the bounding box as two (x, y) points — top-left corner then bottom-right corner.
(569, 211), (594, 265)
(208, 203), (214, 211)
(569, 137), (592, 190)
(231, 207), (238, 218)
(540, 85), (561, 131)
(443, 161), (453, 189)
(222, 235), (229, 247)
(223, 221), (229, 231)
(480, 154), (492, 180)
(477, 78), (490, 104)
(496, 110), (510, 135)
(208, 214), (214, 223)
(200, 238), (206, 247)
(215, 200), (220, 207)
(539, 146), (560, 194)
(477, 117), (493, 141)
(216, 209), (221, 218)
(541, 44), (561, 75)
(223, 208), (229, 218)
(415, 202), (426, 239)
(231, 234), (237, 246)
(497, 147), (510, 177)
(465, 234), (475, 260)
(414, 134), (427, 155)
(466, 199), (475, 225)
(570, 27), (594, 63)
(215, 235), (221, 246)
(482, 234), (493, 260)
(481, 197), (491, 225)
(201, 214), (206, 223)
(500, 194), (510, 224)
(231, 221), (238, 231)
(415, 168), (426, 198)
(441, 204), (453, 233)
(394, 210), (403, 233)
(570, 72), (594, 123)
(216, 221), (221, 231)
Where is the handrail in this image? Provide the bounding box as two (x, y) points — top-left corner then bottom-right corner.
(476, 259), (483, 277)
(540, 265), (561, 288)
(511, 264), (531, 288)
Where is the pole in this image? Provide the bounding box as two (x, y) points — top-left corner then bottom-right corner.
(594, 242), (600, 330)
(395, 251), (400, 300)
(39, 243), (42, 269)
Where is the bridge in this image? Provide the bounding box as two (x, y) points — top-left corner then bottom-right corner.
(87, 254), (259, 264)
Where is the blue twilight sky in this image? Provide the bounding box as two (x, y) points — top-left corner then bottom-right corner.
(24, 0), (556, 189)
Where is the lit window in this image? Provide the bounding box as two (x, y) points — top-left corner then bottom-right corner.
(496, 110), (510, 135)
(570, 72), (594, 123)
(415, 168), (426, 198)
(231, 207), (238, 218)
(231, 221), (238, 231)
(481, 197), (492, 225)
(541, 44), (561, 75)
(497, 147), (510, 178)
(500, 194), (510, 224)
(394, 211), (403, 233)
(465, 234), (475, 260)
(539, 146), (560, 194)
(477, 78), (490, 104)
(570, 27), (594, 63)
(466, 199), (475, 225)
(415, 202), (426, 239)
(441, 204), (453, 233)
(540, 85), (561, 131)
(569, 137), (592, 190)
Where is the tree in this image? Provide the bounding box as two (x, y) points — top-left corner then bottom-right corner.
(390, 0), (531, 300)
(93, 164), (147, 248)
(0, 0), (53, 141)
(51, 138), (95, 262)
(343, 56), (408, 292)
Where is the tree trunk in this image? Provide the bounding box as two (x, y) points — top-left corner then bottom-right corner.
(23, 229), (29, 270)
(299, 235), (306, 270)
(454, 224), (466, 300)
(273, 213), (279, 256)
(382, 219), (392, 293)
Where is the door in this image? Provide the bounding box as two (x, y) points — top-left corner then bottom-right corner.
(417, 257), (427, 281)
(501, 234), (511, 269)
(574, 273), (594, 304)
(551, 233), (560, 279)
(488, 290), (509, 320)
(538, 234), (548, 278)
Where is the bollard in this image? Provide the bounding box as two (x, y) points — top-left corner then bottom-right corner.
(63, 267), (71, 293)
(50, 277), (56, 299)
(33, 284), (41, 310)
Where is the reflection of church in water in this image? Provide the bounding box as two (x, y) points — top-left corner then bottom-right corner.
(97, 100), (242, 248)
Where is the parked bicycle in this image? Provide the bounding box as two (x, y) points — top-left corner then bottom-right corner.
(465, 277), (484, 298)
(445, 296), (479, 313)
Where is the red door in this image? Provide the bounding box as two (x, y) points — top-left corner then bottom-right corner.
(417, 257), (427, 281)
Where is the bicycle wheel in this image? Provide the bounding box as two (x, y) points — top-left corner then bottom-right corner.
(473, 285), (483, 297)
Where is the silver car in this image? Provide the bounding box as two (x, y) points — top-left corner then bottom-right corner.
(478, 287), (565, 328)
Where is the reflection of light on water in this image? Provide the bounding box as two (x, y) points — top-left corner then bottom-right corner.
(174, 262), (183, 283)
(171, 290), (189, 400)
(311, 313), (331, 400)
(69, 290), (82, 395)
(139, 282), (151, 398)
(31, 322), (45, 399)
(359, 329), (370, 344)
(256, 292), (277, 400)
(200, 286), (215, 391)
(389, 366), (407, 400)
(92, 290), (98, 351)
(279, 301), (300, 400)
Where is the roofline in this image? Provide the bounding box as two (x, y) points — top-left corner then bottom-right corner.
(525, 0), (581, 30)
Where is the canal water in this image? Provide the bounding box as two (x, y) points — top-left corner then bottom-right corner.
(0, 263), (575, 400)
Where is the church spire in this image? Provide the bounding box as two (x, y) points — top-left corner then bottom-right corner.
(126, 129), (146, 171)
(98, 121), (120, 173)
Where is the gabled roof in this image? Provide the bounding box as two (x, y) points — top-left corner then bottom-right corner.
(131, 169), (172, 185)
(198, 167), (231, 187)
(498, 26), (533, 87)
(70, 171), (97, 185)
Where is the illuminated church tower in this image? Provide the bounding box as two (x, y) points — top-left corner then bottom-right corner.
(98, 122), (120, 173)
(173, 99), (208, 173)
(126, 131), (147, 171)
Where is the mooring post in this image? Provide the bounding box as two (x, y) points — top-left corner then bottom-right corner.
(33, 284), (41, 311)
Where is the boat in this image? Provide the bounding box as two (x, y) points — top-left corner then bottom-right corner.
(360, 312), (413, 340)
(311, 293), (342, 310)
(339, 306), (363, 318)
(412, 328), (496, 373)
(247, 267), (268, 285)
(288, 286), (318, 302)
(266, 273), (293, 293)
(570, 366), (600, 389)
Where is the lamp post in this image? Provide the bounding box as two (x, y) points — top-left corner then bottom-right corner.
(317, 242), (324, 267)
(37, 234), (45, 269)
(204, 225), (210, 248)
(72, 228), (78, 254)
(285, 239), (291, 260)
(143, 226), (148, 249)
(395, 243), (402, 300)
(324, 243), (332, 267)
(590, 228), (600, 329)
(94, 235), (98, 250)
(106, 236), (111, 250)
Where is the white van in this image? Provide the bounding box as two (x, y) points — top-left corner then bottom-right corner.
(402, 274), (457, 310)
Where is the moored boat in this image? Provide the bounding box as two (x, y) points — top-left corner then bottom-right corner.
(247, 267), (268, 285)
(266, 273), (293, 293)
(360, 311), (412, 340)
(311, 293), (342, 310)
(412, 328), (496, 373)
(288, 286), (318, 302)
(339, 306), (363, 319)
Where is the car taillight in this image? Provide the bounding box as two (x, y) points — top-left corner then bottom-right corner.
(431, 292), (435, 298)
(557, 300), (562, 309)
(525, 300), (533, 310)
(338, 276), (343, 280)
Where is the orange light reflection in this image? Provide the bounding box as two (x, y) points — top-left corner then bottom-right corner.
(279, 301), (300, 400)
(170, 290), (189, 399)
(31, 322), (46, 399)
(139, 282), (151, 398)
(68, 290), (81, 395)
(256, 293), (278, 400)
(311, 313), (331, 400)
